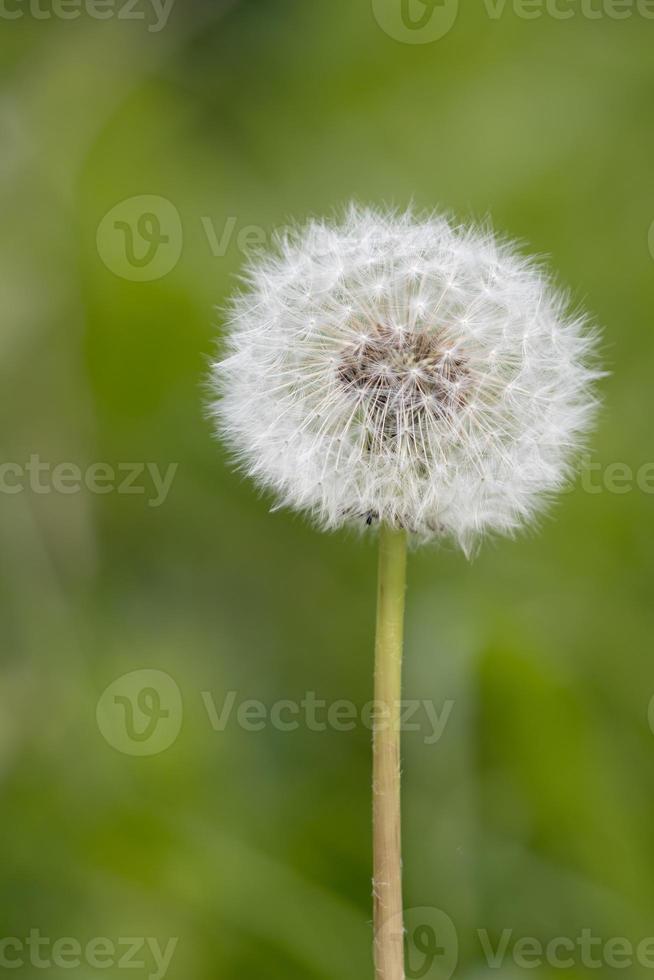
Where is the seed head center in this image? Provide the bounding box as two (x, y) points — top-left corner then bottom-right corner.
(337, 324), (469, 418)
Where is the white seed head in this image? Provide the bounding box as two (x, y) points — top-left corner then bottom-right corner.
(210, 205), (601, 553)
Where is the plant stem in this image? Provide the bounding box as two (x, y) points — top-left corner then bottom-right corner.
(373, 523), (407, 980)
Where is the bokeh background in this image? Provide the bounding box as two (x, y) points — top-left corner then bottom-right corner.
(1, 1), (653, 977)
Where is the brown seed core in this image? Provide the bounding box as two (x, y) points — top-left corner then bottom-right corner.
(337, 324), (469, 438)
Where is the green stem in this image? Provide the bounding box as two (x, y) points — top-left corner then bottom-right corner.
(373, 524), (407, 980)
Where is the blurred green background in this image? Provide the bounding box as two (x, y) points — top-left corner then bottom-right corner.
(1, 1), (653, 977)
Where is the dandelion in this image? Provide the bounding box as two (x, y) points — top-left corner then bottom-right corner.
(209, 205), (600, 980)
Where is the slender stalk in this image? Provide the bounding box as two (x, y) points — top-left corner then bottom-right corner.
(373, 524), (407, 980)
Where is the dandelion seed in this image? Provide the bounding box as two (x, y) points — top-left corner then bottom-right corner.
(211, 205), (600, 553)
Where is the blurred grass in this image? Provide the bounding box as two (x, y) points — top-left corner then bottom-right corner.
(1, 0), (654, 977)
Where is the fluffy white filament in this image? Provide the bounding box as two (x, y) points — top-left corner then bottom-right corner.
(210, 206), (600, 552)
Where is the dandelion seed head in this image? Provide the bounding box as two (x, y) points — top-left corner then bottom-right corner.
(210, 205), (601, 553)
